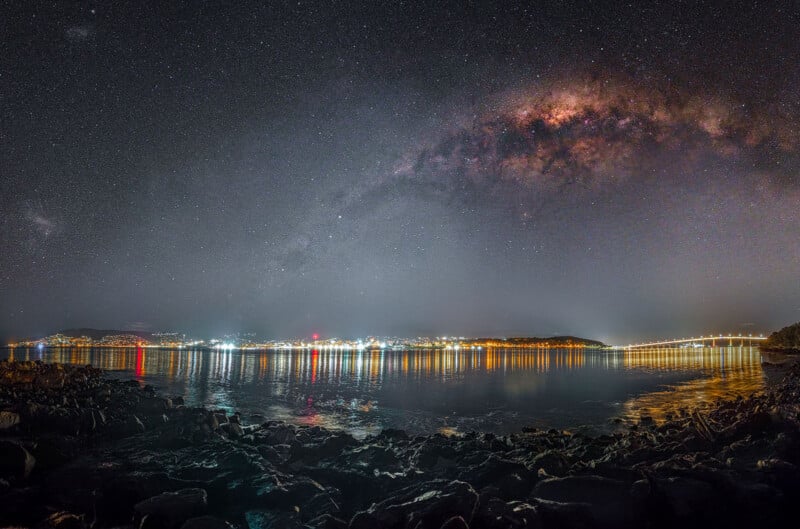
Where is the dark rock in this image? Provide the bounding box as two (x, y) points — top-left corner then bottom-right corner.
(38, 511), (86, 529)
(219, 422), (244, 439)
(654, 477), (715, 519)
(439, 516), (468, 529)
(533, 475), (640, 528)
(138, 397), (172, 417)
(534, 499), (595, 529)
(409, 437), (461, 471)
(179, 516), (233, 529)
(255, 474), (327, 509)
(292, 433), (357, 464)
(31, 435), (82, 471)
(244, 509), (302, 529)
(475, 497), (543, 529)
(350, 480), (478, 529)
(528, 450), (569, 477)
(377, 428), (410, 441)
(460, 454), (536, 498)
(345, 443), (402, 471)
(34, 370), (66, 389)
(129, 414), (147, 434)
(0, 440), (36, 480)
(299, 491), (342, 522)
(133, 488), (208, 529)
(306, 513), (348, 529)
(0, 409), (21, 430)
(507, 502), (542, 529)
(260, 424), (297, 445)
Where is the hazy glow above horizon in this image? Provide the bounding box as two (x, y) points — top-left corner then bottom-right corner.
(2, 2), (799, 344)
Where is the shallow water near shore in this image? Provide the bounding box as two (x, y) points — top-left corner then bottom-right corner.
(0, 346), (765, 438)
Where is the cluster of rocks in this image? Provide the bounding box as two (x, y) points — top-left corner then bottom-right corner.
(2, 359), (800, 529)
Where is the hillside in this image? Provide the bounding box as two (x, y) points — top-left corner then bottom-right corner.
(762, 321), (800, 352)
(467, 336), (607, 348)
(57, 328), (155, 340)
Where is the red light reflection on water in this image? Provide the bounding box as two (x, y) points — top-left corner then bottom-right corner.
(135, 346), (144, 378)
(311, 349), (318, 384)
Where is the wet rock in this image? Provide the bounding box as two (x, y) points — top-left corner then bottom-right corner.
(260, 423), (297, 445)
(138, 397), (172, 416)
(31, 434), (82, 471)
(0, 439), (36, 480)
(179, 516), (233, 529)
(527, 450), (570, 477)
(129, 414), (147, 433)
(534, 499), (595, 529)
(133, 488), (208, 529)
(409, 436), (461, 471)
(255, 474), (327, 510)
(459, 454), (536, 499)
(78, 408), (105, 434)
(0, 409), (21, 430)
(244, 509), (302, 529)
(376, 428), (410, 441)
(306, 513), (348, 529)
(506, 502), (542, 529)
(346, 443), (403, 471)
(474, 497), (541, 529)
(97, 471), (193, 525)
(219, 422), (244, 439)
(304, 467), (395, 514)
(299, 491), (342, 522)
(38, 511), (86, 529)
(654, 477), (715, 519)
(439, 515), (468, 529)
(34, 370), (66, 389)
(533, 475), (641, 527)
(350, 480), (478, 529)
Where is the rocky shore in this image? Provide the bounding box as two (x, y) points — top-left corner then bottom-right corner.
(1, 360), (800, 529)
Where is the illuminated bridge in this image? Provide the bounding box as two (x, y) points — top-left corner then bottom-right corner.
(619, 335), (767, 350)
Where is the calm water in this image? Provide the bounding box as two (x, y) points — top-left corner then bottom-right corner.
(0, 346), (765, 438)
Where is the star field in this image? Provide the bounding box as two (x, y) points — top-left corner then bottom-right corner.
(1, 1), (799, 343)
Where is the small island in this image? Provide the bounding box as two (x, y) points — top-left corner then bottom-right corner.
(761, 321), (800, 353)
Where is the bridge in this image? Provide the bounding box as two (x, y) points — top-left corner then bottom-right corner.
(619, 335), (767, 350)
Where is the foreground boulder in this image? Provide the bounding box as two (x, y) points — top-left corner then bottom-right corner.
(0, 410), (20, 430)
(0, 439), (35, 481)
(350, 480), (478, 529)
(134, 488), (208, 529)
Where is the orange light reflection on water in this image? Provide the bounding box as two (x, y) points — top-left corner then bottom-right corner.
(3, 346), (766, 429)
(620, 346), (764, 423)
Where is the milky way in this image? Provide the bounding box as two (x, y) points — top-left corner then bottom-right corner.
(390, 75), (799, 206)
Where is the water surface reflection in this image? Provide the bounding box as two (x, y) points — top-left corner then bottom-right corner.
(1, 346), (765, 437)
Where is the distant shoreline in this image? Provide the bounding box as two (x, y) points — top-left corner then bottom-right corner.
(4, 343), (609, 351)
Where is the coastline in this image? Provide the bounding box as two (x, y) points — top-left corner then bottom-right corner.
(1, 358), (799, 529)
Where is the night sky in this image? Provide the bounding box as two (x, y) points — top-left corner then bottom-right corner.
(2, 1), (799, 344)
